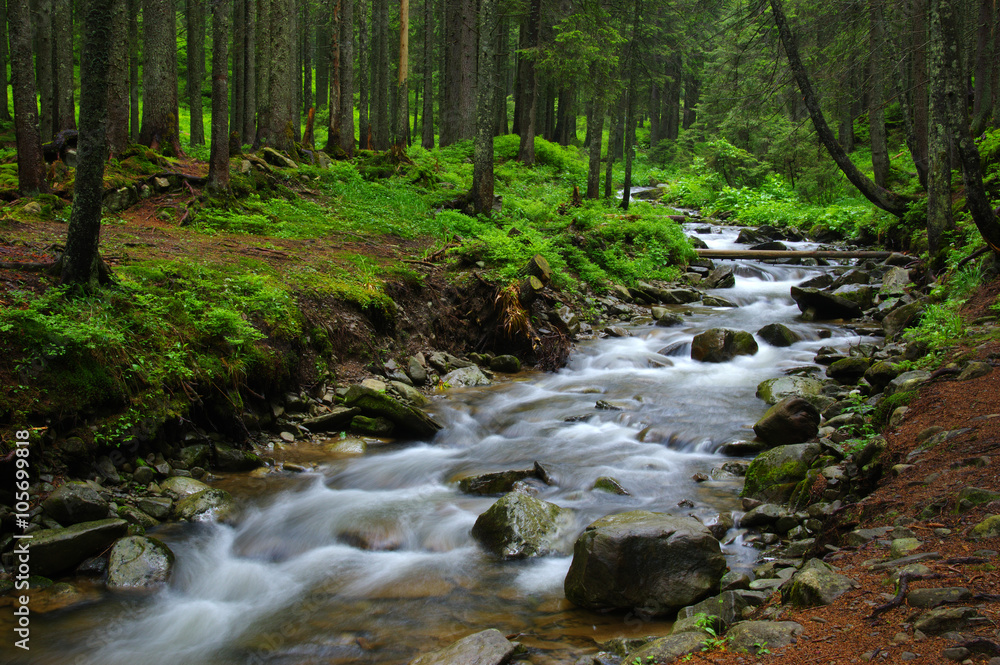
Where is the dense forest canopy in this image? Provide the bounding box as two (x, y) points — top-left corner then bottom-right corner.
(2, 0), (1000, 282)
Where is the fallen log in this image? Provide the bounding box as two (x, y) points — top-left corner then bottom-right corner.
(695, 249), (895, 260)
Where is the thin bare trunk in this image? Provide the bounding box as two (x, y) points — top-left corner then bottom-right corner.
(9, 0), (48, 194)
(187, 0), (206, 145)
(35, 0), (54, 139)
(472, 0), (496, 215)
(53, 0), (75, 132)
(327, 0), (342, 151)
(394, 0), (409, 151)
(208, 0), (232, 192)
(339, 0), (355, 155)
(420, 0), (434, 148)
(869, 0), (889, 187)
(107, 0), (130, 153)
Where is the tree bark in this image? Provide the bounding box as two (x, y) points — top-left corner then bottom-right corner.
(868, 0), (889, 187)
(53, 0), (76, 132)
(620, 0), (640, 212)
(266, 0), (296, 151)
(494, 16), (509, 135)
(208, 0), (232, 192)
(186, 0), (206, 145)
(35, 0), (55, 140)
(254, 0), (271, 147)
(316, 22), (330, 111)
(516, 0), (540, 163)
(8, 0), (49, 194)
(420, 0), (434, 148)
(372, 0), (391, 149)
(912, 0), (929, 187)
(232, 0), (245, 140)
(139, 0), (182, 155)
(0, 0), (10, 121)
(472, 0), (496, 215)
(768, 0), (909, 217)
(107, 0), (130, 153)
(971, 0), (994, 134)
(243, 0), (257, 145)
(930, 0), (1000, 254)
(326, 0), (342, 151)
(129, 0), (139, 141)
(358, 0), (371, 148)
(586, 99), (603, 199)
(394, 0), (409, 152)
(440, 0), (476, 145)
(63, 0), (114, 290)
(339, 0), (355, 155)
(302, 0), (312, 114)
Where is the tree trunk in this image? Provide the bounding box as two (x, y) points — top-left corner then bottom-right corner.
(106, 0), (130, 153)
(0, 0), (10, 121)
(912, 0), (929, 187)
(232, 0), (245, 140)
(266, 0), (295, 151)
(620, 0), (640, 212)
(255, 0), (271, 148)
(768, 0), (909, 217)
(472, 0), (496, 215)
(208, 0), (232, 192)
(186, 0), (206, 145)
(62, 0), (114, 290)
(358, 0), (370, 148)
(420, 0), (434, 148)
(316, 22), (330, 111)
(53, 0), (76, 132)
(339, 0), (355, 155)
(35, 0), (54, 140)
(586, 99), (603, 199)
(868, 0), (889, 187)
(139, 0), (182, 155)
(930, 0), (1000, 255)
(326, 0), (342, 151)
(516, 0), (540, 163)
(683, 66), (699, 130)
(372, 0), (390, 149)
(494, 15), (509, 135)
(663, 52), (680, 140)
(302, 0), (312, 114)
(129, 0), (139, 141)
(440, 0), (476, 145)
(8, 0), (49, 194)
(971, 0), (994, 134)
(243, 0), (257, 146)
(394, 0), (409, 152)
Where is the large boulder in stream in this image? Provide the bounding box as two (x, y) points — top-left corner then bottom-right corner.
(27, 518), (129, 577)
(704, 265), (736, 289)
(42, 481), (110, 525)
(756, 323), (802, 347)
(343, 385), (443, 439)
(753, 397), (820, 446)
(756, 376), (825, 406)
(106, 536), (175, 591)
(789, 286), (863, 320)
(409, 629), (516, 665)
(471, 492), (575, 559)
(564, 511), (726, 614)
(174, 488), (236, 522)
(741, 442), (821, 503)
(690, 328), (758, 363)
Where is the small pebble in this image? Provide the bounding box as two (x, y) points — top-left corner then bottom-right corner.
(901, 653), (917, 662)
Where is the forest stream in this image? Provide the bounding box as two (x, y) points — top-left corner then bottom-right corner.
(7, 225), (875, 665)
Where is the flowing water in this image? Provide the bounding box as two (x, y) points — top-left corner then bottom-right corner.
(7, 225), (870, 665)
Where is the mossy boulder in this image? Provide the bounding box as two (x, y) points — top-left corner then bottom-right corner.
(343, 385), (443, 439)
(174, 488), (236, 522)
(789, 286), (863, 319)
(826, 357), (871, 385)
(106, 536), (175, 591)
(691, 328), (759, 363)
(756, 323), (803, 347)
(27, 519), (129, 577)
(969, 514), (1000, 540)
(753, 397), (821, 446)
(864, 361), (904, 391)
(782, 559), (857, 606)
(42, 481), (110, 525)
(471, 493), (574, 559)
(410, 629), (516, 665)
(741, 442), (821, 503)
(564, 511), (726, 614)
(756, 376), (825, 406)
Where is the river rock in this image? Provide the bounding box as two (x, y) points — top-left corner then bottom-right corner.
(409, 629), (516, 665)
(702, 295), (737, 307)
(651, 307), (684, 327)
(790, 286), (863, 320)
(407, 355), (428, 385)
(704, 265), (736, 289)
(564, 510), (726, 614)
(27, 518), (129, 577)
(726, 621), (805, 653)
(344, 385), (443, 438)
(885, 369), (931, 396)
(969, 514), (1000, 540)
(593, 476), (630, 495)
(864, 361), (903, 391)
(756, 376), (825, 405)
(753, 397), (820, 447)
(826, 357), (871, 385)
(740, 503), (785, 528)
(913, 606), (980, 635)
(214, 446), (265, 471)
(443, 366), (493, 387)
(677, 590), (749, 632)
(137, 496), (173, 519)
(117, 504), (159, 529)
(907, 587), (972, 608)
(882, 300), (924, 338)
(106, 536), (174, 591)
(490, 355), (521, 373)
(42, 481), (110, 526)
(623, 633), (710, 663)
(832, 284), (875, 310)
(471, 492), (574, 559)
(458, 468), (538, 495)
(880, 266), (911, 295)
(174, 488), (236, 522)
(741, 442), (821, 502)
(691, 328), (758, 363)
(958, 361), (993, 380)
(301, 406), (360, 432)
(159, 476), (211, 500)
(757, 323), (803, 347)
(782, 558), (857, 606)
